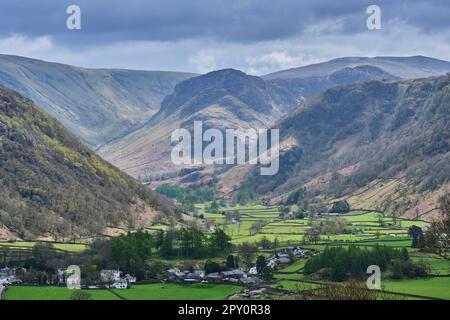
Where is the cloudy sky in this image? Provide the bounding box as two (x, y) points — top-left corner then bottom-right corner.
(1, 0), (450, 75)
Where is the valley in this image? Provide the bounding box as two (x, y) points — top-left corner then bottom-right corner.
(0, 54), (448, 301)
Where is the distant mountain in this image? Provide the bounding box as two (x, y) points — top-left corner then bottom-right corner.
(99, 57), (450, 185)
(150, 69), (284, 126)
(0, 54), (195, 148)
(263, 56), (450, 80)
(238, 74), (450, 220)
(267, 65), (399, 107)
(99, 69), (292, 179)
(0, 86), (178, 240)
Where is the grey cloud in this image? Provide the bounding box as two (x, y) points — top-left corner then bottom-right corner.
(0, 0), (448, 46)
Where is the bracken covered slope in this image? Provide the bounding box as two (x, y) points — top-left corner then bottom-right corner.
(0, 86), (178, 240)
(240, 74), (450, 220)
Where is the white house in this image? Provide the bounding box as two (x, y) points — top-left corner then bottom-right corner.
(110, 279), (128, 289)
(0, 267), (15, 278)
(124, 274), (137, 283)
(248, 266), (258, 275)
(101, 270), (132, 289)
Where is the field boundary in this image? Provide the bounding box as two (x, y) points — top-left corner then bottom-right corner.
(107, 289), (127, 300)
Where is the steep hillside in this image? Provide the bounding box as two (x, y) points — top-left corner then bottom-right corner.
(99, 69), (295, 179)
(239, 74), (450, 220)
(0, 86), (178, 240)
(0, 54), (195, 148)
(99, 66), (400, 180)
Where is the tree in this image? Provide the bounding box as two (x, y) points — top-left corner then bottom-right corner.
(258, 236), (272, 249)
(237, 242), (257, 268)
(303, 245), (415, 282)
(160, 232), (173, 258)
(259, 265), (274, 281)
(256, 255), (266, 274)
(155, 230), (164, 249)
(226, 255), (238, 269)
(286, 187), (306, 205)
(224, 210), (240, 223)
(209, 200), (220, 213)
(420, 197), (450, 258)
(146, 261), (165, 279)
(278, 206), (290, 218)
(249, 221), (265, 236)
(210, 229), (231, 254)
(109, 230), (153, 274)
(30, 242), (57, 272)
(305, 226), (321, 244)
(204, 260), (222, 274)
(330, 200), (350, 214)
(296, 211), (305, 219)
(408, 225), (423, 248)
(235, 189), (256, 205)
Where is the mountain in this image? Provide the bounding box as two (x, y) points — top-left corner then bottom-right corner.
(263, 56), (450, 80)
(0, 85), (178, 240)
(0, 54), (195, 148)
(264, 56), (450, 107)
(237, 74), (450, 220)
(98, 65), (402, 180)
(267, 65), (399, 107)
(150, 69), (284, 126)
(98, 69), (291, 180)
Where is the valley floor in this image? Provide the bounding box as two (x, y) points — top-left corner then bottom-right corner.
(2, 205), (449, 300)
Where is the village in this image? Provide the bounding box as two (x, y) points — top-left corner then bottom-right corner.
(0, 246), (308, 295)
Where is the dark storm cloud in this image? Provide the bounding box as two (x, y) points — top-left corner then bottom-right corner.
(0, 0), (449, 46)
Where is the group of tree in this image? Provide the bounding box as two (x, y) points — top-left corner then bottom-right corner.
(303, 218), (349, 244)
(286, 187), (306, 205)
(154, 226), (232, 260)
(303, 245), (427, 282)
(156, 184), (214, 206)
(330, 200), (350, 214)
(411, 196), (450, 258)
(255, 255), (274, 281)
(234, 189), (256, 205)
(204, 254), (239, 274)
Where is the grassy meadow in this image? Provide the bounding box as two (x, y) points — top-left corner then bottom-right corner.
(4, 283), (241, 301)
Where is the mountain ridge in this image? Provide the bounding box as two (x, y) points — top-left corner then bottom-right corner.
(235, 73), (450, 220)
(0, 85), (178, 240)
(0, 54), (196, 148)
(263, 56), (450, 80)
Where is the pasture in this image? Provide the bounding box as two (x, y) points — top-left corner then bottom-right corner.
(112, 283), (241, 300)
(5, 286), (119, 300)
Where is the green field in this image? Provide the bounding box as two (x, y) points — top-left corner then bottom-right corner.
(4, 205), (446, 301)
(278, 259), (307, 273)
(199, 206), (429, 247)
(112, 283), (241, 300)
(0, 241), (87, 252)
(5, 286), (119, 300)
(5, 283), (241, 300)
(383, 277), (450, 300)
